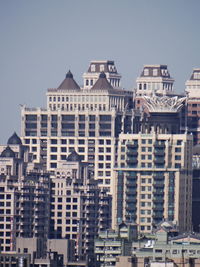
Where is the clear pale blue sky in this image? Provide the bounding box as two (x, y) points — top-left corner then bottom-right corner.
(0, 0), (200, 143)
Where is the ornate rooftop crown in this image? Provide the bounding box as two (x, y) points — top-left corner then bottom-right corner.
(143, 95), (186, 113)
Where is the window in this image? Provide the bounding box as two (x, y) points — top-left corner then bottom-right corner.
(175, 163), (181, 168)
(100, 64), (104, 72)
(51, 163), (57, 168)
(153, 69), (158, 76)
(144, 69), (149, 76)
(91, 64), (95, 72)
(79, 115), (85, 121)
(51, 147), (57, 152)
(89, 115), (95, 121)
(99, 155), (104, 160)
(99, 147), (104, 153)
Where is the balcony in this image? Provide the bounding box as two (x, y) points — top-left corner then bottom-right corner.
(153, 181), (164, 188)
(153, 212), (163, 219)
(126, 179), (137, 187)
(154, 149), (165, 156)
(127, 143), (138, 149)
(126, 173), (137, 179)
(126, 187), (137, 194)
(154, 157), (165, 164)
(154, 142), (165, 148)
(126, 158), (138, 165)
(153, 197), (164, 203)
(126, 205), (137, 212)
(127, 150), (138, 156)
(153, 205), (164, 211)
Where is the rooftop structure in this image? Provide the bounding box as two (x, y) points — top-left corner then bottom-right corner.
(83, 60), (121, 89)
(136, 65), (174, 97)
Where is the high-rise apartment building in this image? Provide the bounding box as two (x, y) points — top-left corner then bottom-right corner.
(21, 60), (140, 193)
(185, 68), (200, 145)
(113, 132), (193, 234)
(112, 96), (193, 234)
(49, 150), (111, 265)
(0, 133), (50, 253)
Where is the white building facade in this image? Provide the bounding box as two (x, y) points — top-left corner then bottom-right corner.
(21, 61), (140, 193)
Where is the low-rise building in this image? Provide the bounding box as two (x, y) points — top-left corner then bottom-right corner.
(95, 222), (137, 267)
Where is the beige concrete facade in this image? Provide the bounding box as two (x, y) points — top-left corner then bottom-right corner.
(113, 132), (193, 233)
(185, 68), (200, 145)
(0, 134), (50, 254)
(49, 153), (111, 263)
(20, 60), (140, 193)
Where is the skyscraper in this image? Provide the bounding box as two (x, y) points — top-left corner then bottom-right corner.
(185, 68), (200, 145)
(0, 133), (50, 253)
(112, 96), (193, 233)
(21, 60), (140, 193)
(49, 150), (111, 265)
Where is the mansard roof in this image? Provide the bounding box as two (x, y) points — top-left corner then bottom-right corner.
(7, 132), (22, 145)
(58, 70), (80, 90)
(91, 72), (113, 90)
(140, 65), (171, 78)
(87, 60), (118, 74)
(190, 68), (200, 80)
(0, 146), (15, 158)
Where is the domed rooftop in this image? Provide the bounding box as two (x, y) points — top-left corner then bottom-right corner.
(7, 132), (22, 145)
(66, 150), (82, 162)
(58, 70), (80, 90)
(0, 146), (15, 158)
(91, 72), (113, 90)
